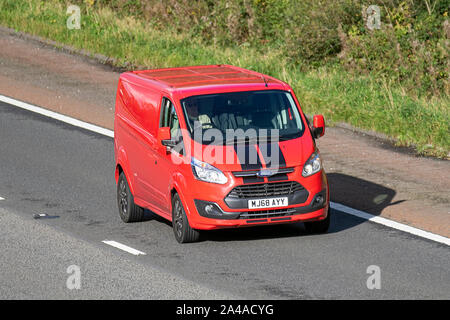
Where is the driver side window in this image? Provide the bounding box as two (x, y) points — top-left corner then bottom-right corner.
(160, 97), (181, 140)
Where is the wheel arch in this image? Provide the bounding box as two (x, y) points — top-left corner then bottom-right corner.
(115, 148), (136, 196)
(169, 172), (190, 217)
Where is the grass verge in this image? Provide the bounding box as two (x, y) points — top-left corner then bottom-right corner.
(0, 0), (448, 157)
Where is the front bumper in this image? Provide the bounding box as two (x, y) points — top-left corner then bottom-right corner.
(195, 189), (326, 220)
(182, 169), (329, 230)
(189, 189), (328, 230)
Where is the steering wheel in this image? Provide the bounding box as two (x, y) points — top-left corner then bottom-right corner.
(201, 122), (217, 130)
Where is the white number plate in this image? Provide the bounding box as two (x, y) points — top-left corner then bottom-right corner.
(248, 197), (288, 209)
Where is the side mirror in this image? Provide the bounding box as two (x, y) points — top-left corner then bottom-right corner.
(158, 127), (175, 147)
(312, 115), (325, 139)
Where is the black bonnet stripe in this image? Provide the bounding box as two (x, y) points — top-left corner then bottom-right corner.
(234, 144), (263, 170)
(258, 142), (286, 168)
(243, 176), (264, 184)
(268, 174), (288, 182)
(234, 144), (264, 183)
(233, 143), (288, 184)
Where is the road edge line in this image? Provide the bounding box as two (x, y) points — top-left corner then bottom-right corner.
(331, 202), (450, 246)
(0, 94), (114, 138)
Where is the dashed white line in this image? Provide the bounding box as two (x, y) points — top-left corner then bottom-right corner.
(102, 240), (146, 256)
(331, 202), (450, 246)
(0, 197), (5, 201)
(2, 94), (449, 246)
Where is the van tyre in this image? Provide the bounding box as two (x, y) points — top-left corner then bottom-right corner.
(304, 207), (331, 234)
(117, 172), (144, 223)
(172, 193), (200, 243)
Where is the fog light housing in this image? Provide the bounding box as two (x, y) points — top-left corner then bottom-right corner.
(194, 200), (240, 220)
(311, 190), (326, 208)
(314, 195), (324, 205)
(205, 204), (215, 215)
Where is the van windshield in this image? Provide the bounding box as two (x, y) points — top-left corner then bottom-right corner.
(180, 90), (305, 144)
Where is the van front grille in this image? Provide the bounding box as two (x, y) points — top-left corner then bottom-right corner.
(227, 181), (304, 199)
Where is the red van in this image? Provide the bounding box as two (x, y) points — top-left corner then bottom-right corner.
(114, 65), (329, 243)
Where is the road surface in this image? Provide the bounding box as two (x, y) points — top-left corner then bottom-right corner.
(0, 101), (449, 299)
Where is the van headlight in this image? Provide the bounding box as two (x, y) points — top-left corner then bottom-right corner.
(302, 151), (322, 177)
(191, 157), (228, 184)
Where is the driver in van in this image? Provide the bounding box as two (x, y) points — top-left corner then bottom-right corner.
(185, 99), (213, 130)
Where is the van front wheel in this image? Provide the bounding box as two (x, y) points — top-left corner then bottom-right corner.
(117, 172), (144, 223)
(172, 193), (200, 243)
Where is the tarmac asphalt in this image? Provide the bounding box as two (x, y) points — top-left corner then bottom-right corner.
(1, 101), (449, 299)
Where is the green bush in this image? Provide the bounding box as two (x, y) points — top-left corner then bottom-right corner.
(338, 0), (449, 97)
(55, 0), (449, 97)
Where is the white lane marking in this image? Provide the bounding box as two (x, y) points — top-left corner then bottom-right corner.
(2, 94), (449, 246)
(102, 240), (146, 256)
(0, 197), (4, 201)
(0, 94), (114, 138)
(331, 202), (450, 246)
